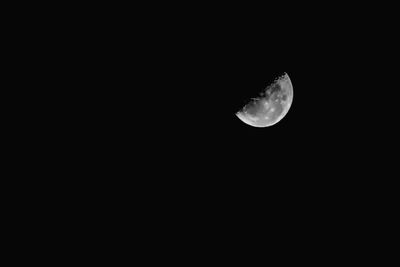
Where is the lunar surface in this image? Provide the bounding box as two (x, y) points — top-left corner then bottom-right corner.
(237, 74), (293, 127)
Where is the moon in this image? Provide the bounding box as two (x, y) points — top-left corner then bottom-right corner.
(237, 74), (293, 127)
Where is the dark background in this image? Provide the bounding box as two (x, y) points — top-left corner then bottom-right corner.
(6, 2), (397, 258)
